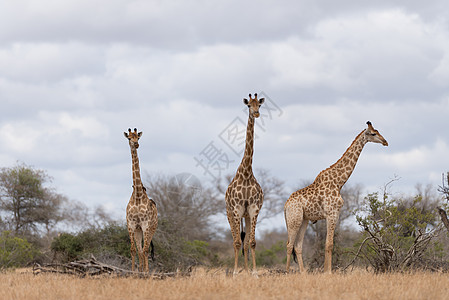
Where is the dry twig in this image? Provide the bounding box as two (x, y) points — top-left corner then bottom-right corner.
(33, 255), (192, 279)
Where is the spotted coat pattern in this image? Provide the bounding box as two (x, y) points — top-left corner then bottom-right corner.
(225, 94), (264, 276)
(124, 128), (158, 273)
(284, 122), (388, 273)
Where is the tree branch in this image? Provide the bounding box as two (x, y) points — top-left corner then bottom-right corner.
(437, 206), (449, 234)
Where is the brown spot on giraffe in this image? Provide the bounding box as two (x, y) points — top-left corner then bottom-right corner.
(284, 121), (388, 274)
(124, 128), (158, 273)
(225, 93), (265, 276)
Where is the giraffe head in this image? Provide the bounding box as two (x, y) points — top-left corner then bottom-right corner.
(243, 93), (265, 118)
(124, 128), (142, 149)
(365, 121), (388, 146)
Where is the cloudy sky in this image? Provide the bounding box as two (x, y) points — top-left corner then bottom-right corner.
(1, 1), (448, 226)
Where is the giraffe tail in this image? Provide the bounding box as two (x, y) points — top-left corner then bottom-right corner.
(150, 240), (155, 261)
(240, 219), (246, 255)
(292, 246), (298, 264)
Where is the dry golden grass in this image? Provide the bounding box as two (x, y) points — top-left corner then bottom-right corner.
(2, 268), (449, 300)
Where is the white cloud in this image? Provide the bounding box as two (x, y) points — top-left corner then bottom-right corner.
(56, 112), (108, 139)
(0, 0), (448, 223)
(0, 42), (104, 83)
(267, 9), (449, 101)
(0, 123), (40, 153)
(429, 50), (449, 85)
(382, 138), (449, 171)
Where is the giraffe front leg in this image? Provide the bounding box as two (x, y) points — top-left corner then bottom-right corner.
(128, 229), (137, 272)
(134, 229), (144, 272)
(142, 232), (150, 273)
(249, 215), (259, 277)
(324, 215), (338, 273)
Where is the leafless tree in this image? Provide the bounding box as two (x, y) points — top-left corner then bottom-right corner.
(437, 172), (449, 234)
(59, 200), (114, 231)
(143, 173), (224, 270)
(438, 172), (449, 202)
(146, 173), (222, 241)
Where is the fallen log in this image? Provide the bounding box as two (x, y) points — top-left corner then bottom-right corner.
(33, 255), (191, 279)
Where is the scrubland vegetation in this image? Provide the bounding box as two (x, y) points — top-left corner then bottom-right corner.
(1, 163), (449, 299)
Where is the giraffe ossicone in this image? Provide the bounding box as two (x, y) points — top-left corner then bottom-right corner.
(124, 128), (158, 273)
(225, 93), (265, 276)
(284, 121), (388, 273)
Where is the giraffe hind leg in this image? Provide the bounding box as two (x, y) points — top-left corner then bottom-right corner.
(294, 220), (308, 273)
(243, 216), (251, 271)
(227, 213), (242, 276)
(142, 223), (157, 273)
(285, 206), (303, 273)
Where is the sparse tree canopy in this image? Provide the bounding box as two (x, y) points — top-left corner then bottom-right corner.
(146, 173), (222, 241)
(0, 163), (67, 237)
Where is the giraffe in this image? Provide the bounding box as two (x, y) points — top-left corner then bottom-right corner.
(225, 93), (265, 276)
(285, 121), (388, 273)
(124, 128), (158, 273)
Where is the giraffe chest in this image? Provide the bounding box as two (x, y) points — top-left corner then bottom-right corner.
(126, 199), (156, 224)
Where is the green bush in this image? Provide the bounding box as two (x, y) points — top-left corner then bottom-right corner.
(51, 223), (222, 272)
(51, 223), (130, 263)
(0, 231), (39, 269)
(256, 241), (286, 267)
(352, 193), (440, 272)
(51, 233), (83, 262)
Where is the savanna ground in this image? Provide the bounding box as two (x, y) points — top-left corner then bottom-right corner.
(2, 268), (449, 300)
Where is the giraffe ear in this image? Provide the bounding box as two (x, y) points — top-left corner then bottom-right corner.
(124, 132), (129, 138)
(243, 98), (249, 105)
(138, 131), (143, 138)
(259, 98), (265, 105)
(366, 121), (375, 131)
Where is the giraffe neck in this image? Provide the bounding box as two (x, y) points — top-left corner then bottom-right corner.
(130, 147), (144, 202)
(316, 130), (367, 190)
(237, 114), (255, 177)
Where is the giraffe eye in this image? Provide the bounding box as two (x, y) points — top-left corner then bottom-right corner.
(370, 133), (376, 136)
